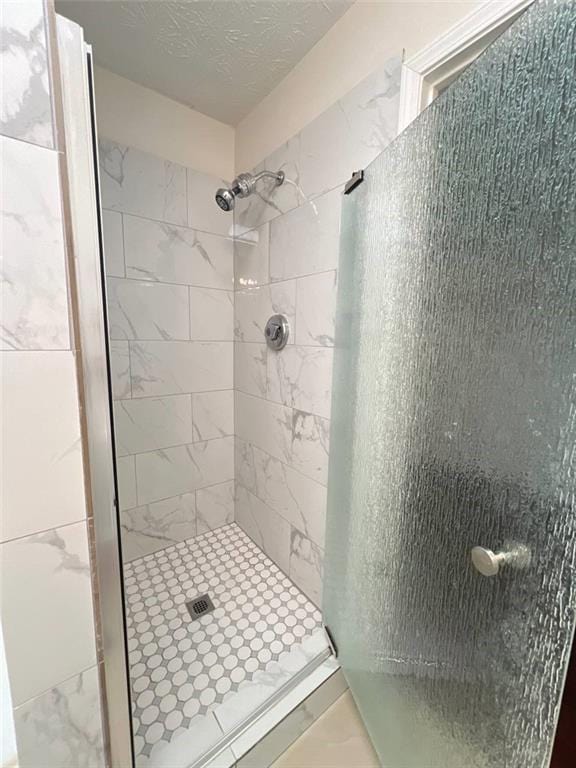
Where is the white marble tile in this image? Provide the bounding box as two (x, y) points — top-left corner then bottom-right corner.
(238, 445), (327, 548)
(193, 390), (234, 441)
(114, 394), (192, 456)
(235, 280), (296, 344)
(130, 341), (233, 396)
(291, 410), (330, 486)
(109, 340), (131, 399)
(235, 485), (291, 574)
(99, 138), (187, 225)
(337, 55), (402, 177)
(107, 277), (190, 341)
(1, 135), (68, 350)
(295, 271), (337, 347)
(190, 287), (234, 341)
(117, 455), (137, 510)
(234, 342), (267, 398)
(123, 214), (233, 289)
(142, 711), (224, 768)
(299, 57), (401, 201)
(102, 209), (124, 277)
(234, 223), (269, 288)
(235, 391), (292, 465)
(14, 665), (105, 768)
(269, 188), (341, 283)
(235, 437), (257, 492)
(1, 351), (85, 542)
(234, 665), (344, 767)
(233, 138), (302, 232)
(297, 104), (352, 202)
(187, 168), (234, 237)
(1, 522), (97, 705)
(196, 480), (235, 533)
(120, 493), (196, 561)
(270, 690), (379, 768)
(0, 0), (53, 148)
(267, 346), (333, 420)
(289, 530), (324, 608)
(215, 631), (330, 738)
(136, 437), (234, 505)
(234, 56), (400, 234)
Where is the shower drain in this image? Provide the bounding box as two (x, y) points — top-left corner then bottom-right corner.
(185, 593), (215, 620)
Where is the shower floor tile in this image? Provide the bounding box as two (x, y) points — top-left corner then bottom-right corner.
(124, 523), (323, 766)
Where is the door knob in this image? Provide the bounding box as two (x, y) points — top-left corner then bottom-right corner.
(471, 543), (531, 577)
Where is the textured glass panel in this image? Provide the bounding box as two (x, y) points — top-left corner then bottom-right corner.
(323, 3), (576, 768)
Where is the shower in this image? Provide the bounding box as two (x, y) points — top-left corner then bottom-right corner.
(215, 169), (285, 211)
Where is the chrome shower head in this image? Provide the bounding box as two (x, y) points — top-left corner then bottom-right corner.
(215, 188), (235, 212)
(215, 170), (284, 212)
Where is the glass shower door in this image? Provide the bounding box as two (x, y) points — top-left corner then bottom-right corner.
(323, 2), (576, 767)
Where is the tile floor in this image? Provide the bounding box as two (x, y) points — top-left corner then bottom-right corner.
(271, 691), (379, 768)
(124, 523), (324, 767)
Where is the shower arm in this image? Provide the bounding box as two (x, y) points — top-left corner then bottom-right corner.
(233, 170), (285, 198)
(252, 170), (285, 186)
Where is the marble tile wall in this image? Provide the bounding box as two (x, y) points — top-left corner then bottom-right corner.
(1, 2), (105, 765)
(233, 56), (402, 606)
(99, 138), (236, 562)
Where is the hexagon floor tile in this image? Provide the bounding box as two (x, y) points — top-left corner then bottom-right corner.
(124, 523), (322, 759)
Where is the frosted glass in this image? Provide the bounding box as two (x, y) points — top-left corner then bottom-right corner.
(323, 2), (576, 767)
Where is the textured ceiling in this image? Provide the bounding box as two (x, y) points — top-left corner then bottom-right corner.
(57, 0), (353, 124)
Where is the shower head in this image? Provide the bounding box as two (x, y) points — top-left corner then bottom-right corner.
(215, 170), (285, 212)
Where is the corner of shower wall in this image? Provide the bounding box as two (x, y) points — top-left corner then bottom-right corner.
(99, 137), (236, 562)
(231, 54), (404, 608)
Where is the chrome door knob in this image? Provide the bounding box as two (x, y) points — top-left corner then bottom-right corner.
(471, 543), (531, 577)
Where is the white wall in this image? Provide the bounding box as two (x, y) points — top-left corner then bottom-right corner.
(235, 0), (481, 171)
(94, 67), (235, 180)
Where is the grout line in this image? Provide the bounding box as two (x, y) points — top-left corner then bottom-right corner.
(12, 661), (101, 712)
(235, 438), (328, 489)
(120, 478), (234, 515)
(235, 387), (331, 422)
(100, 207), (233, 243)
(1, 515), (90, 548)
(121, 384), (234, 401)
(118, 434), (234, 461)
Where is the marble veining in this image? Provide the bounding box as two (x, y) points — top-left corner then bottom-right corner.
(130, 341), (233, 397)
(291, 410), (330, 486)
(135, 437), (234, 505)
(196, 480), (235, 533)
(1, 135), (69, 350)
(107, 277), (190, 341)
(236, 440), (326, 548)
(267, 346), (334, 420)
(289, 530), (324, 608)
(1, 521), (97, 706)
(193, 390), (234, 441)
(122, 214), (233, 290)
(120, 493), (197, 561)
(0, 0), (53, 147)
(234, 56), (401, 232)
(14, 666), (105, 768)
(99, 139), (187, 225)
(234, 484), (292, 576)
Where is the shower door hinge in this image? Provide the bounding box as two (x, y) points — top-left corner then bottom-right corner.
(344, 169), (364, 195)
(323, 624), (338, 658)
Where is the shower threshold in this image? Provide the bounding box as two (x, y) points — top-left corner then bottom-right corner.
(124, 523), (336, 768)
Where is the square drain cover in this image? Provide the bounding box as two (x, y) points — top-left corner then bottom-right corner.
(185, 594), (214, 621)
